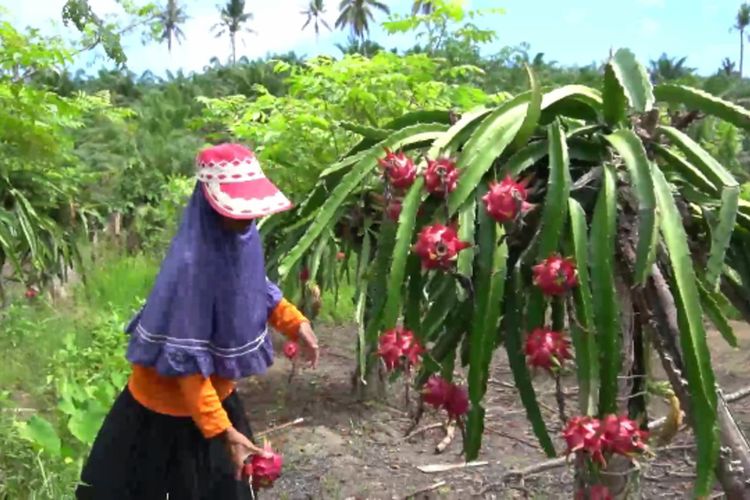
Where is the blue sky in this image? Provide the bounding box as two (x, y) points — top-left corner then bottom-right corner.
(0, 0), (744, 77)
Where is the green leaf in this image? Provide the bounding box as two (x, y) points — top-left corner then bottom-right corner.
(428, 106), (492, 158)
(404, 255), (423, 332)
(68, 407), (106, 445)
(466, 187), (508, 459)
(456, 197), (477, 301)
(381, 178), (425, 330)
(364, 221), (398, 352)
(590, 164), (621, 416)
(278, 123), (447, 279)
(605, 48), (654, 113)
(511, 65), (542, 150)
(564, 199), (599, 416)
(526, 122), (571, 330)
(652, 144), (716, 194)
(658, 126), (739, 289)
(339, 121), (389, 141)
(604, 130), (658, 285)
(539, 85), (603, 124)
(537, 122), (572, 256)
(384, 110), (452, 130)
(447, 94), (529, 214)
(697, 280), (738, 348)
(421, 275), (457, 341)
(653, 166), (718, 496)
(603, 61), (628, 125)
(499, 140), (548, 178)
(18, 415), (61, 457)
(503, 269), (556, 457)
(654, 84), (750, 130)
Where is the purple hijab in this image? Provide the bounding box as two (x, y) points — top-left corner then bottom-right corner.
(125, 182), (283, 379)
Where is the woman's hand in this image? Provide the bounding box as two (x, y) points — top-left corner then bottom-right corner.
(222, 426), (267, 480)
(297, 322), (319, 368)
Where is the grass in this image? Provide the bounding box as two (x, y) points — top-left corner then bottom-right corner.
(0, 245), (357, 499)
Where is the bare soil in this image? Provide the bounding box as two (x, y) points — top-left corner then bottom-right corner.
(239, 322), (750, 499)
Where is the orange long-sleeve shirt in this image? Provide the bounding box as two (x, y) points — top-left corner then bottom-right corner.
(128, 298), (307, 438)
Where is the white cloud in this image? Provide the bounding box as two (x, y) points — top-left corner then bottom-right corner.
(637, 0), (665, 7)
(640, 17), (660, 36)
(563, 8), (587, 26)
(1, 0), (343, 74)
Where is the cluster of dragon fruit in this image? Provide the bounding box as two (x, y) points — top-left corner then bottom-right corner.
(373, 149), (649, 493)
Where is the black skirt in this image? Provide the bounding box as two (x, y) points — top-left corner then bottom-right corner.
(75, 387), (256, 500)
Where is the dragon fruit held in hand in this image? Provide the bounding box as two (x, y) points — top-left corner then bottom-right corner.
(243, 443), (283, 489)
(282, 341), (298, 360)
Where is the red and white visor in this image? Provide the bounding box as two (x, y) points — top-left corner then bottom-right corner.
(196, 143), (292, 220)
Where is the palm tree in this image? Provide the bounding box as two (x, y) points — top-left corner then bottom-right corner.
(648, 53), (695, 83)
(302, 0), (331, 38)
(720, 57), (737, 76)
(157, 0), (188, 52)
(411, 0), (436, 15)
(212, 0), (254, 65)
(335, 0), (389, 41)
(732, 3), (750, 77)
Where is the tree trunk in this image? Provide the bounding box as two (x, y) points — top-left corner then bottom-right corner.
(231, 33), (236, 65)
(741, 29), (745, 78)
(620, 242), (750, 498)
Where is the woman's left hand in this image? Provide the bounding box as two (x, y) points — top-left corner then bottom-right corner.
(297, 322), (319, 368)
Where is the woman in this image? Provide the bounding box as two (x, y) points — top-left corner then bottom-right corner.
(76, 144), (319, 499)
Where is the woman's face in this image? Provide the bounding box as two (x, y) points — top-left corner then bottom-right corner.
(219, 216), (253, 233)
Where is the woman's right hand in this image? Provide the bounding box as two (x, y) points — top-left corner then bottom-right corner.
(221, 426), (267, 480)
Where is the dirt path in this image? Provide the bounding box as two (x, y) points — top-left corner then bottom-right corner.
(238, 322), (750, 499)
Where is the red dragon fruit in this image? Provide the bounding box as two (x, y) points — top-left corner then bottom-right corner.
(24, 287), (38, 299)
(386, 199), (402, 222)
(481, 176), (533, 223)
(422, 375), (452, 409)
(377, 327), (424, 371)
(282, 341), (298, 360)
(600, 414), (649, 457)
(412, 224), (471, 270)
(563, 416), (606, 466)
(532, 254), (579, 296)
(299, 267), (310, 283)
(378, 149), (417, 190)
(575, 485), (613, 500)
(243, 443), (283, 489)
(444, 383), (469, 419)
(524, 328), (572, 372)
(336, 251), (345, 261)
(424, 157), (460, 196)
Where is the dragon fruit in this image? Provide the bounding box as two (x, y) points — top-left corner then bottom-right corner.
(386, 199), (402, 222)
(482, 176), (533, 223)
(524, 328), (572, 372)
(378, 149), (417, 190)
(377, 327), (423, 371)
(600, 414), (649, 457)
(444, 383), (469, 419)
(424, 157), (459, 196)
(422, 375), (452, 409)
(282, 341), (298, 360)
(563, 416), (606, 466)
(243, 443), (283, 489)
(532, 254), (579, 296)
(575, 485), (613, 500)
(412, 224), (471, 270)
